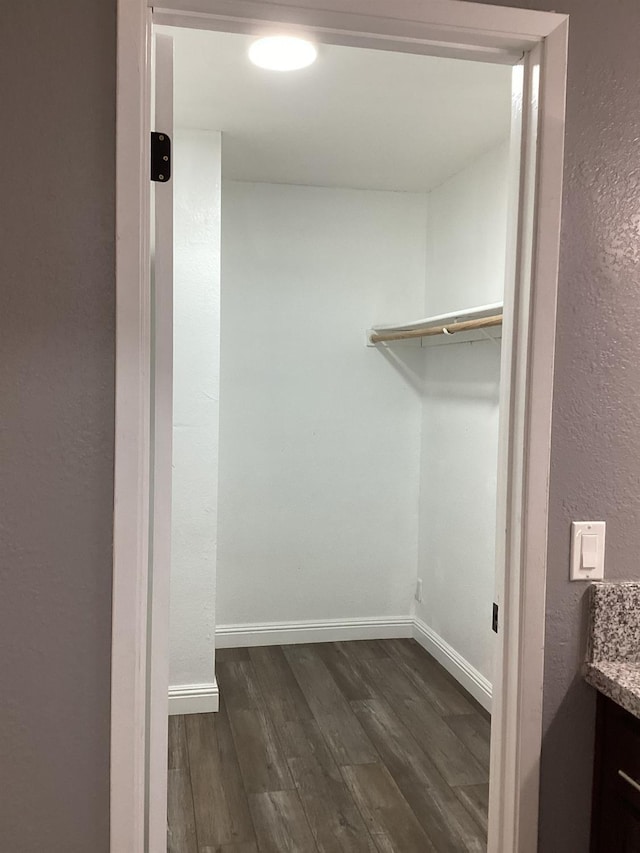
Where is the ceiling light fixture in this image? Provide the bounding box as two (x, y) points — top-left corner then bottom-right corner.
(248, 36), (318, 71)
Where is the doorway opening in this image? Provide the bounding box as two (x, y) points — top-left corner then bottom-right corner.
(112, 3), (568, 851)
(166, 25), (510, 852)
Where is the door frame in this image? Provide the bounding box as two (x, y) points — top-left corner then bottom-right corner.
(113, 1), (568, 851)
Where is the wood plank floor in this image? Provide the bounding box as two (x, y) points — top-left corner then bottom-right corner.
(168, 639), (490, 853)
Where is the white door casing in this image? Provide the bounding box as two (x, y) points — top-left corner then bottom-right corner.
(147, 31), (174, 853)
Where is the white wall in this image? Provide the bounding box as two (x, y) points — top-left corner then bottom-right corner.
(416, 142), (509, 684)
(216, 181), (428, 628)
(170, 139), (508, 708)
(424, 142), (509, 315)
(170, 130), (221, 694)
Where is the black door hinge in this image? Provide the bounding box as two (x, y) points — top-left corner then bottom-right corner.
(151, 132), (171, 182)
(492, 602), (499, 633)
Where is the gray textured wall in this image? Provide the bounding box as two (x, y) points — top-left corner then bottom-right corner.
(1, 0), (639, 851)
(0, 2), (115, 852)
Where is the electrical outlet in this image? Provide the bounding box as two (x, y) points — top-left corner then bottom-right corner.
(415, 579), (423, 603)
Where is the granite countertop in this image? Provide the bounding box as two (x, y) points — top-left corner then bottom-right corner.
(585, 660), (640, 719)
(583, 581), (640, 718)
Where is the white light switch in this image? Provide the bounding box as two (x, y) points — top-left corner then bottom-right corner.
(570, 521), (605, 581)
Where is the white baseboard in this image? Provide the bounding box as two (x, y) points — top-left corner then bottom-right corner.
(413, 618), (492, 713)
(216, 616), (414, 648)
(168, 680), (219, 715)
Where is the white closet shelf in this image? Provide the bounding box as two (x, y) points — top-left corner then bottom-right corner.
(366, 301), (503, 348)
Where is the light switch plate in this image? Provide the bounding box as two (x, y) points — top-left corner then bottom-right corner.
(570, 521), (605, 581)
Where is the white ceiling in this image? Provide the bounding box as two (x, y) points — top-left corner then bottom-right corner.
(164, 27), (512, 193)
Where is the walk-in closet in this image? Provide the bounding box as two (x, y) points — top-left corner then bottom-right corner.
(165, 25), (513, 852)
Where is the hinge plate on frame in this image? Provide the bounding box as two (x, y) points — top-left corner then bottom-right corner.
(151, 132), (171, 182)
(492, 602), (499, 633)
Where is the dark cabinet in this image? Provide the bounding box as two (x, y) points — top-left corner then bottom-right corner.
(592, 694), (640, 852)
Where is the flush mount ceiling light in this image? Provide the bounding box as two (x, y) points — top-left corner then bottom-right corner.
(248, 36), (318, 71)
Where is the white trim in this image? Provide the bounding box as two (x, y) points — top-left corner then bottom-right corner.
(112, 4), (151, 853)
(147, 31), (175, 853)
(168, 681), (220, 715)
(413, 619), (492, 713)
(152, 0), (563, 56)
(152, 7), (524, 64)
(114, 3), (569, 851)
(154, 0), (562, 31)
(216, 616), (414, 648)
(493, 23), (567, 853)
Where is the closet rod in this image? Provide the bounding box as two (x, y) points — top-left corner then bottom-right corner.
(369, 313), (503, 344)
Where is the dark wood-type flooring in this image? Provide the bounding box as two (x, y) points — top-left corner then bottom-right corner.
(168, 638), (490, 852)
